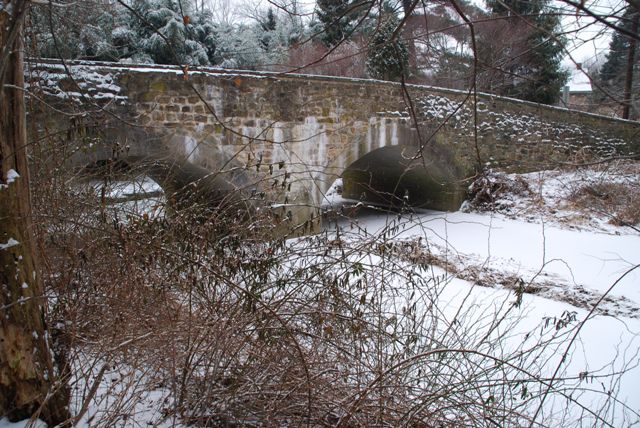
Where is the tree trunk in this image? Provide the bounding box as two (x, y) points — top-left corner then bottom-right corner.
(401, 0), (418, 76)
(622, 9), (639, 120)
(0, 1), (70, 424)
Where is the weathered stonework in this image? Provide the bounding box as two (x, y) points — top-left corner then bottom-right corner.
(26, 60), (640, 215)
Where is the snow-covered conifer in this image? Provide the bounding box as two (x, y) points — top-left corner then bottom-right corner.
(366, 14), (409, 81)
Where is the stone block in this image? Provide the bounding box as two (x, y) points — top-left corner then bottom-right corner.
(137, 102), (157, 111)
(139, 92), (157, 102)
(180, 113), (194, 122)
(149, 81), (167, 92)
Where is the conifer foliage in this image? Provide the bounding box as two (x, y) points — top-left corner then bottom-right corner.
(316, 0), (366, 47)
(481, 0), (567, 104)
(598, 4), (640, 119)
(366, 13), (409, 81)
(27, 0), (296, 69)
(129, 0), (212, 65)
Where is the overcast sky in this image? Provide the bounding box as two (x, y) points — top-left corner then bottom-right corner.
(557, 0), (628, 68)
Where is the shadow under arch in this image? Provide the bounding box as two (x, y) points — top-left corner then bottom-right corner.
(340, 145), (469, 212)
(81, 152), (258, 217)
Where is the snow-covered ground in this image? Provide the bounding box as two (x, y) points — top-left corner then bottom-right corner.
(89, 175), (166, 220)
(323, 164), (640, 424)
(89, 175), (163, 202)
(3, 164), (639, 427)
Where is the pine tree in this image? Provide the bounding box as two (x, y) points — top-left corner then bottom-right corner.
(316, 0), (364, 47)
(599, 4), (640, 119)
(27, 3), (120, 61)
(28, 0), (217, 65)
(366, 14), (409, 81)
(128, 0), (214, 65)
(190, 9), (218, 62)
(214, 23), (264, 69)
(262, 8), (277, 32)
(259, 8), (277, 51)
(482, 0), (567, 104)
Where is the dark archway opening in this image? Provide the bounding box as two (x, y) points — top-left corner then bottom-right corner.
(341, 145), (467, 212)
(79, 154), (257, 217)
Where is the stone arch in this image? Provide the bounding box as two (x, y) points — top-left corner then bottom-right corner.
(305, 116), (422, 207)
(340, 144), (468, 212)
(78, 150), (258, 216)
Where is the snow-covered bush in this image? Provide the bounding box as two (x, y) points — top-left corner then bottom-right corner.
(464, 170), (532, 212)
(568, 173), (640, 227)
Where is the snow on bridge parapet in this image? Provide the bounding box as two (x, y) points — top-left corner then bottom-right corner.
(25, 60), (640, 195)
(26, 62), (128, 104)
(413, 94), (637, 169)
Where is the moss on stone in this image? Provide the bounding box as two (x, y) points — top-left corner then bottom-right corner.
(149, 80), (167, 92)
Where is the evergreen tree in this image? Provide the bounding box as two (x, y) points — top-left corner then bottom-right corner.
(27, 4), (120, 61)
(214, 23), (264, 69)
(190, 9), (218, 62)
(482, 0), (567, 104)
(366, 14), (409, 81)
(316, 0), (364, 47)
(262, 8), (277, 32)
(112, 11), (139, 61)
(250, 8), (302, 68)
(28, 0), (218, 65)
(130, 0), (211, 65)
(599, 4), (640, 118)
(259, 8), (277, 51)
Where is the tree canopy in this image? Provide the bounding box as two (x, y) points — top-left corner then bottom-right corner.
(27, 0), (298, 69)
(366, 13), (410, 81)
(480, 0), (568, 104)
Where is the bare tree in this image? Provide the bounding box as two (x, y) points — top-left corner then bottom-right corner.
(622, 3), (639, 119)
(208, 0), (241, 26)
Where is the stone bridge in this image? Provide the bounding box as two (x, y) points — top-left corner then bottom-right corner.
(26, 60), (640, 221)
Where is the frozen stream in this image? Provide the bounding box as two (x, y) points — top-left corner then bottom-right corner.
(322, 200), (640, 425)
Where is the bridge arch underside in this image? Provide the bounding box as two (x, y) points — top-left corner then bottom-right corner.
(81, 157), (257, 216)
(340, 145), (468, 212)
(71, 115), (468, 219)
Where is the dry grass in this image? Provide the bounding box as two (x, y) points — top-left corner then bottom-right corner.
(569, 181), (640, 227)
(465, 171), (533, 211)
